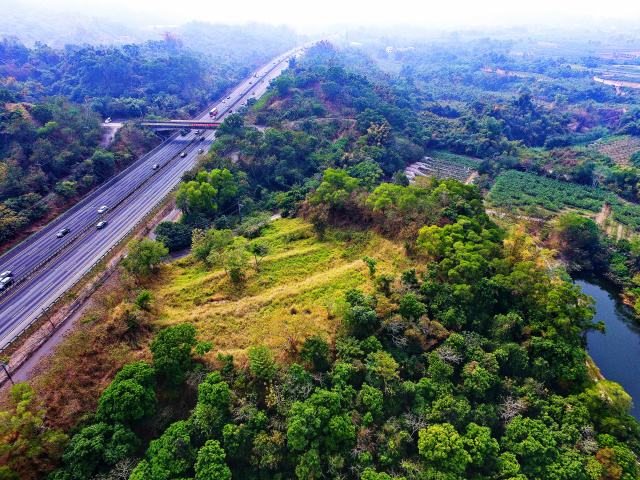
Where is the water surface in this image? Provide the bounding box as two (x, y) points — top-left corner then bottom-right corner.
(573, 274), (640, 419)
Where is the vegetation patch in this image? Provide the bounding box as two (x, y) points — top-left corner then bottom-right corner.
(152, 218), (410, 358)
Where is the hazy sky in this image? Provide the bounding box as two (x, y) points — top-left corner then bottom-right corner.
(9, 0), (640, 30)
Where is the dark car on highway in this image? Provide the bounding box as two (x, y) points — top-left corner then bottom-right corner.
(56, 228), (70, 238)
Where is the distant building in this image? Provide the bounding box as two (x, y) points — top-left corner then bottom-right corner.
(386, 46), (414, 54)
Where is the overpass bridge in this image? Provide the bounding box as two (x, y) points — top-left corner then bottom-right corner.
(140, 120), (221, 131)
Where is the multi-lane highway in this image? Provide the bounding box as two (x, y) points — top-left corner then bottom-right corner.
(0, 43), (312, 350)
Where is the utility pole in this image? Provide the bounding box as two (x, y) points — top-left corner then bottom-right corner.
(42, 308), (55, 328)
(238, 203), (243, 224)
(0, 360), (13, 384)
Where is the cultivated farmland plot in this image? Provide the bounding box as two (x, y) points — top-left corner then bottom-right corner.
(587, 135), (640, 165)
(405, 157), (476, 183)
(488, 170), (640, 231)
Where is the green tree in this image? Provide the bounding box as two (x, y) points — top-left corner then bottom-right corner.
(249, 344), (277, 380)
(209, 239), (250, 282)
(398, 294), (426, 320)
(361, 468), (405, 480)
(356, 384), (384, 423)
(54, 181), (78, 199)
(90, 150), (115, 181)
(194, 440), (231, 480)
(154, 222), (192, 252)
(54, 423), (138, 480)
(130, 421), (195, 480)
(216, 114), (245, 137)
(96, 362), (157, 425)
(463, 423), (500, 477)
(176, 169), (237, 216)
(310, 168), (361, 208)
(502, 416), (558, 478)
(366, 350), (400, 392)
(287, 389), (356, 479)
(249, 242), (269, 271)
(348, 161), (383, 189)
(300, 334), (331, 371)
(557, 214), (602, 269)
(191, 228), (233, 264)
(122, 238), (168, 276)
(150, 324), (212, 385)
(418, 423), (471, 479)
(192, 372), (231, 440)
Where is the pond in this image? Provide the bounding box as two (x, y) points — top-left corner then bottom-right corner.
(573, 274), (640, 419)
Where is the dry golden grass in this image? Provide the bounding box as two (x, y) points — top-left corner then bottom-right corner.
(151, 218), (410, 362)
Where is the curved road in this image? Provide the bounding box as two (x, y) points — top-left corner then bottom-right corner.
(0, 42), (316, 350)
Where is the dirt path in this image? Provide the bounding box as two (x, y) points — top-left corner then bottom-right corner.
(595, 203), (611, 226)
(100, 122), (122, 148)
(465, 171), (478, 185)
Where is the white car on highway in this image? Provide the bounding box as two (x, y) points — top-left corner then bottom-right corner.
(0, 277), (14, 291)
(97, 205), (108, 214)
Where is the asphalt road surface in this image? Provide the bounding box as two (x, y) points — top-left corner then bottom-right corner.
(0, 42), (316, 350)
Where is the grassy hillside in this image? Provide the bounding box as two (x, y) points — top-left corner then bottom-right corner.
(153, 218), (409, 359)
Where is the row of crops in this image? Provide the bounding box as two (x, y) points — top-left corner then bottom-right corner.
(428, 150), (481, 168)
(488, 170), (640, 231)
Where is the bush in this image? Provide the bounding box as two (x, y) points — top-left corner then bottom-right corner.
(135, 290), (153, 310)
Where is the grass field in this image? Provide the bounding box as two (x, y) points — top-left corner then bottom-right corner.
(150, 218), (411, 361)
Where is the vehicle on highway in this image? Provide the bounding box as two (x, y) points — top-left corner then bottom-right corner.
(209, 108), (218, 118)
(97, 205), (108, 214)
(227, 96), (231, 99)
(198, 148), (204, 154)
(199, 136), (205, 141)
(0, 271), (12, 280)
(229, 109), (233, 113)
(180, 152), (187, 158)
(0, 277), (14, 291)
(105, 117), (111, 124)
(152, 163), (159, 170)
(96, 221), (108, 230)
(56, 228), (70, 238)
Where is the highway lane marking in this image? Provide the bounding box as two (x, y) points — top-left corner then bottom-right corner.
(10, 306), (25, 319)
